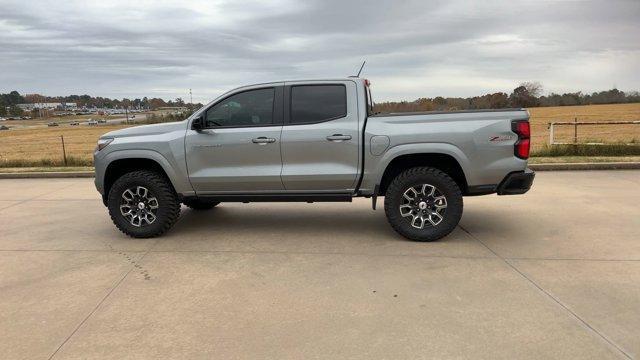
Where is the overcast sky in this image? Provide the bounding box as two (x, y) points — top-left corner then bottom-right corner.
(1, 0), (639, 102)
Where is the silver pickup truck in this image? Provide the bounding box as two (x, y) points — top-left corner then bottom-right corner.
(94, 78), (534, 241)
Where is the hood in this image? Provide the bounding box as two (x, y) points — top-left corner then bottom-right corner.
(100, 121), (186, 139)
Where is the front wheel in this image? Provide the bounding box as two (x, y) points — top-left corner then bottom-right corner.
(107, 170), (181, 238)
(384, 167), (463, 242)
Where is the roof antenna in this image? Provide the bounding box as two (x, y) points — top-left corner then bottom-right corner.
(355, 61), (366, 77)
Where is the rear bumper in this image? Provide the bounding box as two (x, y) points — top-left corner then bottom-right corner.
(497, 168), (535, 195)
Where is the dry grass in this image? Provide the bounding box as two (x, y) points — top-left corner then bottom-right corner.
(0, 125), (130, 166)
(527, 103), (640, 150)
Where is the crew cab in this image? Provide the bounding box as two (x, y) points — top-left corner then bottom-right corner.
(94, 78), (534, 241)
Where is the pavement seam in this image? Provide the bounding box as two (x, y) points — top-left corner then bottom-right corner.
(458, 224), (633, 360)
(0, 248), (498, 259)
(0, 182), (79, 212)
(2, 249), (638, 262)
(47, 239), (160, 360)
(150, 249), (497, 259)
(506, 257), (640, 262)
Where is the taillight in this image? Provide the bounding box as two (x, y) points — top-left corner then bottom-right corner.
(512, 120), (530, 159)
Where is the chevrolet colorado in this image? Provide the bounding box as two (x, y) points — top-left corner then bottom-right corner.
(94, 78), (534, 241)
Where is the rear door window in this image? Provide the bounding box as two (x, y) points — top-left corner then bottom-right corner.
(290, 85), (346, 124)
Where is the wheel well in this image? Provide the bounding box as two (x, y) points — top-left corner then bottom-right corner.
(103, 158), (173, 199)
(378, 153), (468, 195)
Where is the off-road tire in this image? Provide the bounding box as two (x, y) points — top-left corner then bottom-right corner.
(183, 199), (220, 210)
(384, 167), (463, 242)
(107, 170), (180, 238)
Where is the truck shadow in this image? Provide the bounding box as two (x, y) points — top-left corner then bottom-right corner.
(168, 204), (397, 240)
(157, 203), (491, 250)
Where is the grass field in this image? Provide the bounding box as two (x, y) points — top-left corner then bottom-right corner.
(0, 125), (130, 166)
(1, 103), (639, 167)
(528, 103), (640, 150)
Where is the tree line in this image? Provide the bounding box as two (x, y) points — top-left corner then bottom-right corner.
(2, 83), (640, 117)
(0, 91), (202, 117)
(373, 82), (640, 113)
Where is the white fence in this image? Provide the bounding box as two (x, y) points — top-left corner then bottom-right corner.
(548, 120), (640, 145)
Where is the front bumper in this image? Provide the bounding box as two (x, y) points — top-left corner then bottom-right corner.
(497, 168), (535, 195)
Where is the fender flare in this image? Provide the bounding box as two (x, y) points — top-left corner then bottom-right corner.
(369, 142), (473, 190)
(99, 149), (191, 195)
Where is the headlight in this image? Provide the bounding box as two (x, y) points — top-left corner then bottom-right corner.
(96, 138), (114, 151)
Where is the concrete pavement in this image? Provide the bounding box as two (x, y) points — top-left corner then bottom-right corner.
(0, 171), (639, 359)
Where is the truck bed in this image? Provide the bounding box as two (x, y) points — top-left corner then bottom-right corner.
(370, 108), (525, 117)
(359, 108), (530, 194)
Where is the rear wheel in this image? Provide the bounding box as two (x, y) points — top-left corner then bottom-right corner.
(182, 199), (220, 211)
(107, 170), (180, 238)
(384, 167), (463, 241)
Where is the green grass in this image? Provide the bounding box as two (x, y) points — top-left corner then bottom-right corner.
(529, 156), (640, 164)
(0, 155), (93, 168)
(532, 144), (640, 157)
(0, 166), (94, 173)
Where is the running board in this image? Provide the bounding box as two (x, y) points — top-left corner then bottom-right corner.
(189, 194), (353, 203)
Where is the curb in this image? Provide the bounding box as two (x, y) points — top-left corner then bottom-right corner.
(529, 162), (640, 171)
(0, 162), (639, 179)
(0, 171), (94, 179)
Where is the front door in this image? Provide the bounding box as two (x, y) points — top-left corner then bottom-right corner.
(185, 86), (284, 193)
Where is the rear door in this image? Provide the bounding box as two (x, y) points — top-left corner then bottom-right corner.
(185, 85), (285, 193)
(280, 81), (360, 191)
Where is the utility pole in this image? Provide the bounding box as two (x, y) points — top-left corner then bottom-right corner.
(189, 89), (193, 109)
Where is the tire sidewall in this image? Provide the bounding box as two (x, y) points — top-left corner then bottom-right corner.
(108, 173), (176, 237)
(385, 168), (463, 241)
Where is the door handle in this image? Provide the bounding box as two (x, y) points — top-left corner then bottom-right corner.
(252, 137), (276, 144)
(326, 134), (352, 142)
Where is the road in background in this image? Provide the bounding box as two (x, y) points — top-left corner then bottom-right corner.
(3, 113), (149, 130)
(0, 171), (638, 359)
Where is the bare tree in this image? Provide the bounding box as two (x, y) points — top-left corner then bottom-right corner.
(521, 81), (543, 98)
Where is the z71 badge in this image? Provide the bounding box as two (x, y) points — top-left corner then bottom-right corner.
(489, 134), (515, 142)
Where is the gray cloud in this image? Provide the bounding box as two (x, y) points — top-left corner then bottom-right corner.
(0, 0), (638, 102)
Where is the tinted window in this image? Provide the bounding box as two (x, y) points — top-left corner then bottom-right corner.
(290, 85), (346, 124)
(205, 88), (274, 127)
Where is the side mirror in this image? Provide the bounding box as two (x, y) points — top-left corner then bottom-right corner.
(191, 116), (204, 131)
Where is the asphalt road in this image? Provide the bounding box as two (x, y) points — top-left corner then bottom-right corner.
(1, 171), (639, 359)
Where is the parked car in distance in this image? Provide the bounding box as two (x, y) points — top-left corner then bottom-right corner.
(87, 120), (98, 126)
(47, 122), (59, 127)
(98, 119), (107, 124)
(0, 125), (9, 130)
(94, 78), (534, 241)
(69, 121), (80, 126)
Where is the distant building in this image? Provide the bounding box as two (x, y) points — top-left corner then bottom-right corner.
(17, 102), (78, 110)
